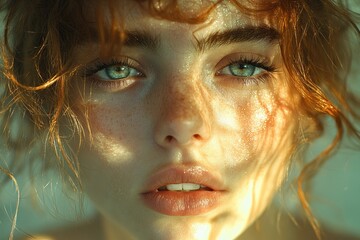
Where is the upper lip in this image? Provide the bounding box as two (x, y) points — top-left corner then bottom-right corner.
(141, 164), (225, 193)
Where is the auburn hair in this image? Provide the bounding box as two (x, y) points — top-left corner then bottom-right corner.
(0, 0), (359, 239)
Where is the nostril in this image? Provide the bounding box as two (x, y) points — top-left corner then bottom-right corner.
(193, 134), (201, 140)
(157, 120), (210, 146)
(164, 133), (202, 145)
(165, 135), (174, 142)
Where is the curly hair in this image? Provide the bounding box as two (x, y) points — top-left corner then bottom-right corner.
(0, 0), (359, 239)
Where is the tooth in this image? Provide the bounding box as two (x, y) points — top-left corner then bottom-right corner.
(165, 183), (201, 191)
(166, 184), (183, 191)
(182, 183), (201, 191)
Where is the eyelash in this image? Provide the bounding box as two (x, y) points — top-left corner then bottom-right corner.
(216, 56), (276, 85)
(83, 55), (276, 90)
(84, 58), (144, 89)
(85, 58), (141, 76)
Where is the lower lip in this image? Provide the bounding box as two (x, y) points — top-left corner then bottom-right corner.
(141, 190), (223, 216)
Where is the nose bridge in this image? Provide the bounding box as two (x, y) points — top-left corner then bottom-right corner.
(154, 73), (212, 147)
(165, 77), (206, 121)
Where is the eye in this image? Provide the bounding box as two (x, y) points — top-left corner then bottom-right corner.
(215, 55), (277, 86)
(96, 64), (142, 81)
(83, 58), (145, 91)
(218, 62), (265, 77)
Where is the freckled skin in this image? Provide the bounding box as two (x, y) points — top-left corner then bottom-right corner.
(153, 80), (212, 144)
(71, 1), (301, 239)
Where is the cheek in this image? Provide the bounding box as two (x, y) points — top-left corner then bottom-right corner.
(76, 103), (143, 208)
(87, 103), (130, 138)
(86, 104), (133, 161)
(219, 91), (297, 188)
(243, 95), (297, 188)
(208, 90), (297, 172)
(82, 101), (151, 162)
(240, 93), (296, 157)
(75, 103), (145, 208)
(217, 94), (297, 227)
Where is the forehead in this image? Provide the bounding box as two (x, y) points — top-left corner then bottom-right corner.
(70, 0), (281, 58)
(85, 0), (276, 32)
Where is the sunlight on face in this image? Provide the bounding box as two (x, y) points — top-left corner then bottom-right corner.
(71, 0), (301, 239)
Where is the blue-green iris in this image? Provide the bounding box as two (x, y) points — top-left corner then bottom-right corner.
(229, 63), (256, 77)
(105, 65), (131, 79)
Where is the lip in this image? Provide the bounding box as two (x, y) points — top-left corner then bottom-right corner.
(141, 164), (226, 216)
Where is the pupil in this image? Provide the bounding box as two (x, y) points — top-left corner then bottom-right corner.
(106, 65), (130, 79)
(230, 63), (255, 77)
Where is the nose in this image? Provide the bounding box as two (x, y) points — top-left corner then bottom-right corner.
(154, 81), (211, 147)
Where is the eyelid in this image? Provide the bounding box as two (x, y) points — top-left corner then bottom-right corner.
(83, 57), (145, 77)
(215, 52), (273, 73)
(80, 57), (146, 91)
(214, 52), (278, 87)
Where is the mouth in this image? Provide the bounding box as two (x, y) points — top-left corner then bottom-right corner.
(157, 183), (213, 192)
(141, 165), (226, 216)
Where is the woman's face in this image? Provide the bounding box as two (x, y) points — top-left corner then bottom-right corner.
(72, 1), (299, 239)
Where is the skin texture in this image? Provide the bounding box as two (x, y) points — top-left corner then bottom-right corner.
(66, 1), (301, 239)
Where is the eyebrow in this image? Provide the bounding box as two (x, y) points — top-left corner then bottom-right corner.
(94, 25), (280, 51)
(123, 30), (159, 49)
(196, 25), (280, 51)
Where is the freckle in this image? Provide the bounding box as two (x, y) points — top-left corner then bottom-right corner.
(163, 82), (208, 120)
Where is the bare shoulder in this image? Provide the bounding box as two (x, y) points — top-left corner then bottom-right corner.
(17, 217), (104, 240)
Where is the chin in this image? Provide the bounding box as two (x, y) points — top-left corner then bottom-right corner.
(126, 213), (246, 240)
